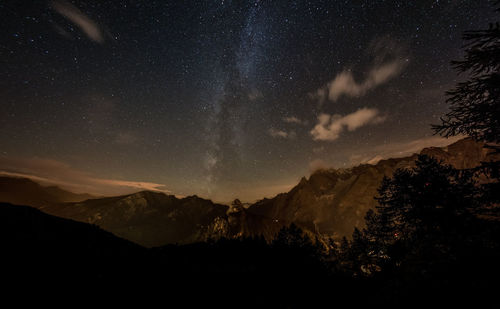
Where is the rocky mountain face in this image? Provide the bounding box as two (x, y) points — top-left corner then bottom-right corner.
(0, 176), (94, 207)
(246, 138), (499, 238)
(38, 191), (229, 247)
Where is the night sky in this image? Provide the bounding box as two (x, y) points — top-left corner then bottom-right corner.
(0, 0), (497, 202)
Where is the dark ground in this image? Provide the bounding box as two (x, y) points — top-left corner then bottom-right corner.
(2, 202), (499, 307)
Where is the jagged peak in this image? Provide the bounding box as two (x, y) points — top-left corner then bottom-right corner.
(231, 199), (243, 207)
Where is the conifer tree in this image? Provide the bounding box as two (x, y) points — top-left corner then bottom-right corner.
(433, 6), (500, 145)
(433, 3), (500, 204)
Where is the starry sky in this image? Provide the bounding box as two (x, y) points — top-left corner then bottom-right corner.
(0, 0), (497, 202)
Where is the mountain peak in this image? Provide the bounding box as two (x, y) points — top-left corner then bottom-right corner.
(231, 199), (243, 207)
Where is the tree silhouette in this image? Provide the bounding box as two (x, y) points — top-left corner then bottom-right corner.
(272, 223), (314, 250)
(358, 155), (479, 274)
(433, 5), (500, 145)
(433, 3), (500, 204)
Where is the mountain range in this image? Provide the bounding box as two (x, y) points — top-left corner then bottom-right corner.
(246, 138), (498, 238)
(1, 138), (497, 247)
(41, 191), (228, 247)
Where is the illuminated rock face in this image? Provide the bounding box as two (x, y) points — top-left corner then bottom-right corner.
(246, 138), (499, 239)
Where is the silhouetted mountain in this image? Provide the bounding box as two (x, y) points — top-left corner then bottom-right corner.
(41, 191), (229, 247)
(0, 176), (94, 207)
(0, 202), (145, 283)
(0, 201), (341, 306)
(247, 138), (500, 238)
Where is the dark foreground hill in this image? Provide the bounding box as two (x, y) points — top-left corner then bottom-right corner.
(1, 202), (144, 283)
(0, 202), (344, 306)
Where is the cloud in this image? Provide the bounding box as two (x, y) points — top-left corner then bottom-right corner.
(327, 60), (405, 102)
(310, 108), (386, 141)
(283, 116), (307, 125)
(365, 155), (384, 165)
(309, 159), (328, 173)
(51, 0), (104, 43)
(92, 178), (169, 192)
(0, 157), (170, 196)
(268, 128), (296, 139)
(311, 37), (407, 104)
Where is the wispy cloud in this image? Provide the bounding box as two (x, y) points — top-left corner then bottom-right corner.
(327, 60), (406, 102)
(268, 128), (296, 139)
(310, 108), (386, 141)
(283, 116), (307, 125)
(311, 37), (407, 104)
(51, 0), (104, 43)
(309, 159), (328, 173)
(0, 157), (170, 196)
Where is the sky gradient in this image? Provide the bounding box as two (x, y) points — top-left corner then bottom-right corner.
(0, 0), (497, 202)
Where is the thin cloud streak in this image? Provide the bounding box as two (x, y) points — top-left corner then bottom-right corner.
(268, 128), (296, 139)
(0, 157), (170, 196)
(51, 0), (104, 43)
(283, 116), (307, 125)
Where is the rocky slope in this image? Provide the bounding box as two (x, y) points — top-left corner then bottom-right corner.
(246, 138), (499, 238)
